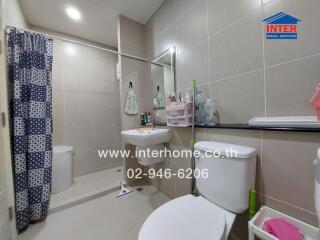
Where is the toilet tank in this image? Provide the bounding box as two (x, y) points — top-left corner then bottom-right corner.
(194, 141), (257, 214)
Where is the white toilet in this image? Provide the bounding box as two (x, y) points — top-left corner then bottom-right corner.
(139, 141), (257, 240)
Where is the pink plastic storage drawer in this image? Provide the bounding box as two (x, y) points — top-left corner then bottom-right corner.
(166, 115), (192, 127)
(165, 102), (192, 118)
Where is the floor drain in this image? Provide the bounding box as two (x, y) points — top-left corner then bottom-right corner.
(116, 168), (121, 172)
(136, 187), (143, 192)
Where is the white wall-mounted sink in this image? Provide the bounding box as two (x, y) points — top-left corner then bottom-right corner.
(121, 128), (171, 166)
(121, 128), (171, 147)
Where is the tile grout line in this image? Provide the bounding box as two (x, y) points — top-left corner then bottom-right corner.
(213, 67), (265, 83)
(263, 194), (318, 216)
(148, 0), (202, 49)
(265, 50), (320, 70)
(205, 0), (212, 95)
(260, 0), (267, 117)
(260, 130), (263, 206)
(60, 51), (69, 144)
(208, 4), (263, 39)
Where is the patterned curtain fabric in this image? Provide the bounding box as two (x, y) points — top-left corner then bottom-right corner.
(7, 28), (53, 231)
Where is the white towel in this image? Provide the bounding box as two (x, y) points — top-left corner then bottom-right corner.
(125, 88), (138, 115)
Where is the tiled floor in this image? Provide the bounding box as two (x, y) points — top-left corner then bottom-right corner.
(50, 167), (124, 213)
(18, 185), (170, 240)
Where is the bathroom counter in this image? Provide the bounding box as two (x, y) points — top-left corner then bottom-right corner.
(155, 123), (320, 132)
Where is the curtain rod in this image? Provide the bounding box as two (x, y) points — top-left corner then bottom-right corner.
(5, 25), (152, 64)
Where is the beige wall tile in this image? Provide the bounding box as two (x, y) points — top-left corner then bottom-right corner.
(92, 125), (114, 149)
(52, 128), (68, 146)
(90, 62), (115, 85)
(64, 81), (90, 93)
(175, 0), (199, 19)
(113, 106), (121, 126)
(154, 24), (177, 58)
(68, 127), (94, 151)
(89, 82), (118, 95)
(211, 70), (265, 124)
(208, 0), (261, 35)
(261, 131), (320, 215)
(119, 15), (146, 49)
(263, 195), (318, 226)
(89, 93), (114, 106)
(176, 0), (207, 54)
(177, 39), (210, 90)
(170, 128), (192, 148)
(121, 43), (146, 59)
(212, 9), (263, 80)
(65, 92), (92, 106)
(73, 149), (99, 177)
(66, 105), (90, 128)
(146, 0), (176, 42)
(53, 104), (66, 129)
(91, 106), (114, 126)
(263, 0), (320, 66)
(53, 90), (64, 105)
(265, 55), (320, 117)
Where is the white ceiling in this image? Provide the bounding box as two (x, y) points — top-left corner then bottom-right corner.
(19, 0), (164, 47)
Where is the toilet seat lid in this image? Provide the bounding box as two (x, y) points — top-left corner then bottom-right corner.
(139, 195), (227, 240)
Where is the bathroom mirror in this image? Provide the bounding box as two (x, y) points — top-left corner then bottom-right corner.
(150, 47), (176, 109)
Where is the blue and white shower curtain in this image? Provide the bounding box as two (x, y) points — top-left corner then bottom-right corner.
(7, 28), (53, 230)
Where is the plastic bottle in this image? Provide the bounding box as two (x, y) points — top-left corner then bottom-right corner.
(204, 99), (218, 125)
(195, 89), (206, 125)
(144, 112), (148, 124)
(185, 92), (191, 103)
(146, 112), (153, 127)
(141, 113), (145, 125)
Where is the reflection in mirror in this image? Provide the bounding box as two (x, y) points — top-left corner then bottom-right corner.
(151, 47), (176, 109)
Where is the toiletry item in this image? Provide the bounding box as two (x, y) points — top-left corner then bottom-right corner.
(185, 92), (191, 103)
(195, 89), (206, 125)
(168, 92), (176, 104)
(141, 113), (145, 125)
(204, 98), (218, 125)
(147, 112), (153, 124)
(263, 218), (304, 240)
(144, 112), (148, 124)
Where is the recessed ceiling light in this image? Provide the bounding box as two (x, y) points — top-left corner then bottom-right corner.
(64, 44), (76, 56)
(66, 6), (81, 21)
